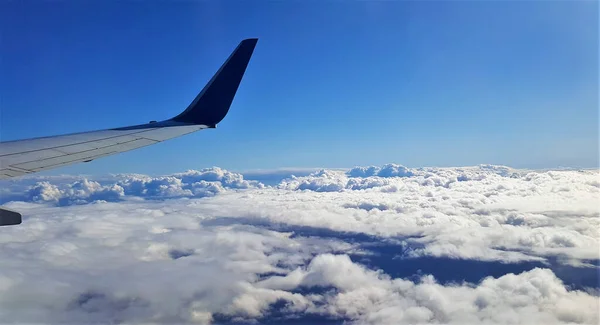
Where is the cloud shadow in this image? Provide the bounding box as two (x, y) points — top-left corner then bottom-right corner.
(203, 217), (600, 291)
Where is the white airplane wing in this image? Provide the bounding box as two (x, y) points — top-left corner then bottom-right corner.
(0, 38), (258, 225)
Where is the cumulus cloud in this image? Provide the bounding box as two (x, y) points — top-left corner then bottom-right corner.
(0, 199), (598, 324)
(348, 163), (415, 178)
(258, 254), (598, 324)
(1, 167), (264, 206)
(0, 201), (354, 324)
(2, 165), (598, 266)
(25, 179), (125, 205)
(0, 164), (598, 323)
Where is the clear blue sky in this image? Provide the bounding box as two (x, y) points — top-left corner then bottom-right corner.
(1, 1), (597, 175)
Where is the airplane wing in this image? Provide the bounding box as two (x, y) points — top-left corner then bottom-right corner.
(0, 38), (258, 225)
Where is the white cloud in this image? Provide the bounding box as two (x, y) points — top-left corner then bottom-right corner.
(2, 165), (598, 265)
(25, 179), (125, 205)
(1, 167), (264, 206)
(348, 163), (415, 178)
(0, 201), (357, 323)
(259, 254), (598, 324)
(0, 164), (598, 323)
(0, 200), (596, 324)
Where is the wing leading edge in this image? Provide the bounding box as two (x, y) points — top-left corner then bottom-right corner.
(0, 38), (258, 226)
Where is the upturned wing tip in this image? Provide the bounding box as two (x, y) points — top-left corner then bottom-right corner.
(170, 38), (259, 126)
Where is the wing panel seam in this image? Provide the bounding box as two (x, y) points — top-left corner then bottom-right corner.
(32, 151), (119, 171)
(0, 128), (165, 158)
(10, 138), (152, 167)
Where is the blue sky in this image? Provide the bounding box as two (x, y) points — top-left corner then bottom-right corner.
(1, 1), (597, 175)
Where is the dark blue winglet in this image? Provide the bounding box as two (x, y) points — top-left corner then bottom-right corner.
(170, 38), (258, 127)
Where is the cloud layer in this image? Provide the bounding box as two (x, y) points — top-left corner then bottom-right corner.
(1, 167), (264, 206)
(0, 164), (598, 324)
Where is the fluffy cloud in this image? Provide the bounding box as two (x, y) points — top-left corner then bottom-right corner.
(2, 165), (598, 266)
(1, 167), (264, 206)
(0, 164), (598, 324)
(206, 166), (600, 266)
(259, 254), (598, 324)
(25, 179), (125, 205)
(0, 199), (597, 324)
(348, 163), (415, 178)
